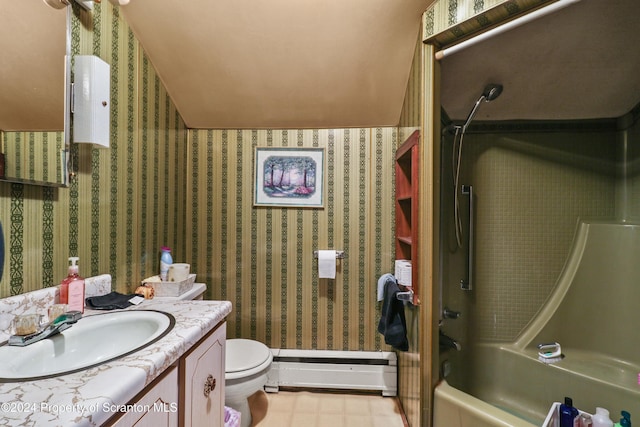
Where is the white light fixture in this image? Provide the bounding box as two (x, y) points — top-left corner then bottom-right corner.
(72, 55), (111, 148)
(43, 0), (71, 10)
(74, 0), (95, 10)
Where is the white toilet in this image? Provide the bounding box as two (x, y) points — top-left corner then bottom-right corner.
(225, 338), (273, 427)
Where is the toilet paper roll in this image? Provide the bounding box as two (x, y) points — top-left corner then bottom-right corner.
(318, 250), (336, 279)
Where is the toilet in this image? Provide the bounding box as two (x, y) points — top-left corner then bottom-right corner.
(156, 282), (272, 427)
(225, 338), (273, 427)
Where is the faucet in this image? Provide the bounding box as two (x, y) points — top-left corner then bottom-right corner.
(439, 330), (462, 352)
(7, 311), (82, 347)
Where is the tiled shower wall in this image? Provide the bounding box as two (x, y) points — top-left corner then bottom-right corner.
(442, 125), (622, 342)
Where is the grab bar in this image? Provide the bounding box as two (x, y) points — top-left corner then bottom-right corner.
(460, 185), (474, 291)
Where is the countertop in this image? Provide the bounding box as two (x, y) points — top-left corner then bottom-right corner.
(0, 299), (232, 427)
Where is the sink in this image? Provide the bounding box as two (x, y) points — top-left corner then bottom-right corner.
(0, 310), (175, 381)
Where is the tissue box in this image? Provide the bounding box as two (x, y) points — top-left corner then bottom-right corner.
(142, 274), (196, 297)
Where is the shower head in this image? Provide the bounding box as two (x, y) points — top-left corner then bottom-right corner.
(482, 84), (503, 102)
(461, 83), (504, 131)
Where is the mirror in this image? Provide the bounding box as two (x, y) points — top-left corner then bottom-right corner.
(0, 1), (70, 187)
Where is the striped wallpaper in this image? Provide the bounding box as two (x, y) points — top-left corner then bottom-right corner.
(0, 2), (188, 297)
(396, 34), (423, 427)
(423, 0), (554, 46)
(1, 131), (66, 186)
(0, 1), (410, 353)
(0, 2), (426, 424)
(187, 128), (397, 351)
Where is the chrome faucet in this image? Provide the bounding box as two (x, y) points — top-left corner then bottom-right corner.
(439, 330), (462, 352)
(7, 311), (82, 347)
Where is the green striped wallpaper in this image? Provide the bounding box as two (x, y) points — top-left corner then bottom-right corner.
(187, 129), (397, 351)
(1, 131), (66, 185)
(0, 2), (188, 297)
(396, 34), (424, 427)
(0, 2), (407, 356)
(423, 0), (555, 46)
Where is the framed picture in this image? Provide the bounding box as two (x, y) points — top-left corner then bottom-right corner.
(254, 147), (325, 208)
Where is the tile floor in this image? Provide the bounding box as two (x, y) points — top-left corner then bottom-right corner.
(248, 390), (407, 427)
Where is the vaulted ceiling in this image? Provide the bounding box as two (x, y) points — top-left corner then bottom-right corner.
(120, 0), (434, 129)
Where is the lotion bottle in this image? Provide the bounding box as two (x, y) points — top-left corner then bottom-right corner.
(60, 257), (85, 313)
(160, 247), (173, 281)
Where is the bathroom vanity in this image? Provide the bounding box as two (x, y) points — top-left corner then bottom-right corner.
(0, 296), (231, 427)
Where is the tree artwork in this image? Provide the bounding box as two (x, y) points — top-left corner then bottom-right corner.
(262, 155), (317, 198)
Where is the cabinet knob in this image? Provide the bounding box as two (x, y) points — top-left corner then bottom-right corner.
(203, 374), (216, 397)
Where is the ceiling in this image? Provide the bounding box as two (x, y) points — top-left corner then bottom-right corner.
(120, 0), (433, 129)
(440, 0), (640, 123)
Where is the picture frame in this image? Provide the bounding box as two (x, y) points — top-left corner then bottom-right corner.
(254, 147), (325, 208)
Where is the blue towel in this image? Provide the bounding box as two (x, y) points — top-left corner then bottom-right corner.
(377, 275), (409, 351)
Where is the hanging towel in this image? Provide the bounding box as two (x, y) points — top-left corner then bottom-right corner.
(377, 275), (409, 351)
(377, 273), (394, 302)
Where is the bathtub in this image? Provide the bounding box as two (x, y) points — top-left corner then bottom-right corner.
(434, 221), (640, 426)
(434, 343), (640, 426)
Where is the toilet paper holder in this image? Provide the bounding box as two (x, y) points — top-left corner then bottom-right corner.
(313, 250), (345, 259)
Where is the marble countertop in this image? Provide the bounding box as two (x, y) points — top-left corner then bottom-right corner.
(0, 299), (232, 427)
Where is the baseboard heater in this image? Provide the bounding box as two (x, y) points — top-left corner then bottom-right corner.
(265, 349), (397, 397)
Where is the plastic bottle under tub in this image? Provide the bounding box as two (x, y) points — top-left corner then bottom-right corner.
(560, 397), (579, 427)
(615, 411), (632, 427)
(592, 407), (614, 427)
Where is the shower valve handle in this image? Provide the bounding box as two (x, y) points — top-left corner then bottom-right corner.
(443, 308), (461, 319)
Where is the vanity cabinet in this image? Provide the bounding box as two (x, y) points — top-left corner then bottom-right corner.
(108, 366), (179, 427)
(105, 321), (226, 427)
(180, 322), (226, 427)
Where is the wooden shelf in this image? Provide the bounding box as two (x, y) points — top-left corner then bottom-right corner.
(394, 130), (419, 305)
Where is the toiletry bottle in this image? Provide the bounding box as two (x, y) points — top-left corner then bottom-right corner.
(560, 397), (579, 427)
(60, 257), (85, 313)
(581, 414), (593, 427)
(618, 411), (631, 427)
(160, 246), (173, 281)
(592, 407), (614, 427)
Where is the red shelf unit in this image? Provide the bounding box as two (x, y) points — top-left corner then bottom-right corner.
(395, 130), (419, 305)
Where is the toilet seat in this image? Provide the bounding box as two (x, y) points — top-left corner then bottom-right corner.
(225, 339), (272, 380)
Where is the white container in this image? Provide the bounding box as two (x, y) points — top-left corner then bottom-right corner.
(143, 274), (195, 297)
(592, 407), (613, 427)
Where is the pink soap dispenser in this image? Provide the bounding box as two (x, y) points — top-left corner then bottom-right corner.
(60, 257), (85, 313)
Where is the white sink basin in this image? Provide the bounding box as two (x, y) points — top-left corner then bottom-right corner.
(0, 310), (174, 381)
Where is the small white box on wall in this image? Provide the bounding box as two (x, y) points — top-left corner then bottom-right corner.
(73, 55), (110, 148)
(394, 260), (412, 287)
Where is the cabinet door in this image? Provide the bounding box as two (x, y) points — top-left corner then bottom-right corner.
(108, 366), (179, 427)
(181, 322), (226, 427)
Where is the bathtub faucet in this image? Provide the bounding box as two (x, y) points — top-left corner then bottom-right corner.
(443, 307), (461, 319)
(439, 330), (462, 352)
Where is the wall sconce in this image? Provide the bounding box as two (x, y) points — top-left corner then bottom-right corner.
(72, 55), (111, 148)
